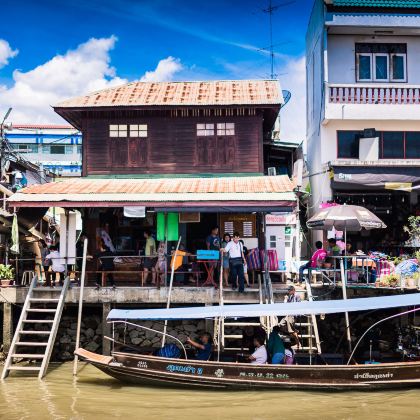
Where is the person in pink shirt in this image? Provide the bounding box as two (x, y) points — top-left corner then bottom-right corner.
(299, 241), (327, 282)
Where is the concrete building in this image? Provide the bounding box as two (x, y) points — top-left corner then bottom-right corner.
(306, 0), (420, 251)
(5, 124), (82, 177)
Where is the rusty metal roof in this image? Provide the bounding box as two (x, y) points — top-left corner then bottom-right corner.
(55, 80), (283, 108)
(9, 175), (296, 208)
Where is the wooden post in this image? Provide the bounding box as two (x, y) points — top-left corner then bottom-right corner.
(2, 303), (13, 353)
(102, 303), (112, 356)
(73, 238), (88, 376)
(161, 236), (181, 348)
(340, 258), (352, 352)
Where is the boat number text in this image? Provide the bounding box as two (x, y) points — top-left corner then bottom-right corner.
(137, 361), (148, 369)
(239, 372), (290, 379)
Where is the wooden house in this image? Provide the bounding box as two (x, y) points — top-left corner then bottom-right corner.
(53, 80), (283, 177)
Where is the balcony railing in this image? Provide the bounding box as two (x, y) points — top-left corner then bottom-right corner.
(328, 83), (420, 105)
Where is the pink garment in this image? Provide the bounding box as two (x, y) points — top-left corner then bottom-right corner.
(310, 249), (327, 268)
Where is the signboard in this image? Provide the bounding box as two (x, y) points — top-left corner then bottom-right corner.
(179, 212), (200, 223)
(197, 250), (220, 260)
(266, 214), (296, 225)
(123, 206), (146, 218)
(220, 213), (256, 237)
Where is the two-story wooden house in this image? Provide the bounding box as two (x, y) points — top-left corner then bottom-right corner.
(10, 80), (298, 271)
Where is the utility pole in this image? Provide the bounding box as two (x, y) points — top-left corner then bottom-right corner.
(0, 108), (12, 182)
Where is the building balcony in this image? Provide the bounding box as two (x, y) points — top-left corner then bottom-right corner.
(324, 83), (420, 121)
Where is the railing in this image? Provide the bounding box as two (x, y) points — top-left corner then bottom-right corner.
(328, 83), (420, 105)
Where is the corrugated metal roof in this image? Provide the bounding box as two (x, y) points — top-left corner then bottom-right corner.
(333, 0), (420, 7)
(55, 80), (283, 108)
(17, 175), (295, 195)
(11, 124), (76, 130)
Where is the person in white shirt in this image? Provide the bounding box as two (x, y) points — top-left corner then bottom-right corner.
(249, 336), (267, 365)
(45, 245), (65, 287)
(220, 232), (246, 293)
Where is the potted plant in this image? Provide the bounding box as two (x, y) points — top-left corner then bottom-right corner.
(381, 273), (400, 288)
(0, 264), (14, 287)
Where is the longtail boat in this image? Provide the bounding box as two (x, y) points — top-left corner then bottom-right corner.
(75, 293), (420, 390)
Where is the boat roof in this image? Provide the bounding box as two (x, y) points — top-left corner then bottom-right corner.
(107, 293), (420, 321)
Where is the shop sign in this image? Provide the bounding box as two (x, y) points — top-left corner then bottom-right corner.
(266, 214), (296, 225)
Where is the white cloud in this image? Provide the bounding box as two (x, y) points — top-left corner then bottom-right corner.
(140, 56), (183, 82)
(0, 37), (183, 124)
(0, 39), (18, 69)
(278, 56), (306, 143)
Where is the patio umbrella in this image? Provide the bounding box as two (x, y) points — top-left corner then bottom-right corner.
(307, 205), (386, 232)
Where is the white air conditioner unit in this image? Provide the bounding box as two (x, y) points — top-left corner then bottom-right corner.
(359, 137), (379, 161)
(268, 167), (277, 176)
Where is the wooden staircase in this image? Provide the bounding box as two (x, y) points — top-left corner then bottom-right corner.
(1, 276), (70, 379)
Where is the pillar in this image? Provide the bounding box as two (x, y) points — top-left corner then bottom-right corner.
(3, 303), (13, 353)
(102, 303), (112, 356)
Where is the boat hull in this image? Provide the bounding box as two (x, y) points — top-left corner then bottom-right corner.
(77, 349), (420, 391)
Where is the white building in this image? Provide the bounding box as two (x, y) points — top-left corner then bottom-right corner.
(306, 0), (420, 250)
(5, 124), (82, 177)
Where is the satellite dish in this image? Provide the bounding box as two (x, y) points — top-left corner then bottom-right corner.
(282, 90), (291, 106)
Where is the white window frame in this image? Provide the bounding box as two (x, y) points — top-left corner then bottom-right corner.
(109, 124), (128, 138)
(197, 123), (214, 136)
(129, 124), (148, 138)
(373, 53), (389, 82)
(217, 122), (235, 136)
(357, 53), (373, 82)
(390, 53), (407, 82)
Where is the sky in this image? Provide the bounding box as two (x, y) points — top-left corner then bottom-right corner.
(0, 0), (314, 141)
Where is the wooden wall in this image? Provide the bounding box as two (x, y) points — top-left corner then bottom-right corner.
(81, 113), (264, 176)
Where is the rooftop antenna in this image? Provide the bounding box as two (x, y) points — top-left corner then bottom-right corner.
(260, 0), (295, 79)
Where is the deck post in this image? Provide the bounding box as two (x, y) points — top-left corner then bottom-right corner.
(102, 303), (112, 356)
(2, 303), (13, 353)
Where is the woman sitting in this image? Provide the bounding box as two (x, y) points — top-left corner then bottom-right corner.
(268, 325), (285, 364)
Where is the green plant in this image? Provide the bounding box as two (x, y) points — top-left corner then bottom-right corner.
(380, 273), (400, 288)
(404, 216), (420, 245)
(0, 264), (14, 280)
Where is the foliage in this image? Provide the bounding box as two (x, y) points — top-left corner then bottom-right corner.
(0, 264), (14, 280)
(380, 273), (400, 288)
(404, 216), (420, 245)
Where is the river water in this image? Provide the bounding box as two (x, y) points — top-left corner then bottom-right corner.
(0, 363), (419, 420)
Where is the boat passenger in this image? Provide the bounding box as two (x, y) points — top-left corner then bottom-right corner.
(249, 336), (267, 365)
(267, 326), (285, 364)
(187, 333), (212, 361)
(284, 340), (295, 365)
(279, 286), (301, 348)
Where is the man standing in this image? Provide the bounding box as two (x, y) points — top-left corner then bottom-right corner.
(206, 227), (221, 251)
(143, 230), (157, 285)
(221, 232), (246, 293)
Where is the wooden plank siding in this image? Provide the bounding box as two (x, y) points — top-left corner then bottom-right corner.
(82, 113), (265, 176)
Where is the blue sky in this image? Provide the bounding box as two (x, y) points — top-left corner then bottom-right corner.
(0, 0), (313, 139)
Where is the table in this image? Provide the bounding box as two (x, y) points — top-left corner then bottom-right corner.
(198, 260), (218, 288)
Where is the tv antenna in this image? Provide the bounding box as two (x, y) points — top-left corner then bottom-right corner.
(260, 0), (295, 79)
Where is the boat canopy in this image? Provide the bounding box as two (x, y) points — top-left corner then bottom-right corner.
(107, 293), (420, 321)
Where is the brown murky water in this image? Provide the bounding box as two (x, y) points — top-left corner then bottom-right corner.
(0, 363), (419, 419)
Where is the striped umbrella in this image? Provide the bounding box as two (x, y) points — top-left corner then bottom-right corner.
(307, 205), (386, 231)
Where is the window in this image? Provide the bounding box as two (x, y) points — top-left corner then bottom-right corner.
(109, 124), (127, 137)
(381, 132), (404, 159)
(356, 43), (407, 83)
(12, 144), (38, 153)
(77, 145), (82, 154)
(337, 131), (361, 159)
(217, 123), (235, 136)
(197, 123), (214, 136)
(374, 53), (389, 81)
(406, 132), (420, 159)
(358, 54), (372, 81)
(50, 145), (65, 154)
(391, 54), (406, 81)
(269, 235), (277, 248)
(129, 124), (147, 137)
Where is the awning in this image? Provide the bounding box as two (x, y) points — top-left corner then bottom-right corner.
(8, 175), (297, 210)
(332, 166), (420, 191)
(107, 293), (420, 320)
